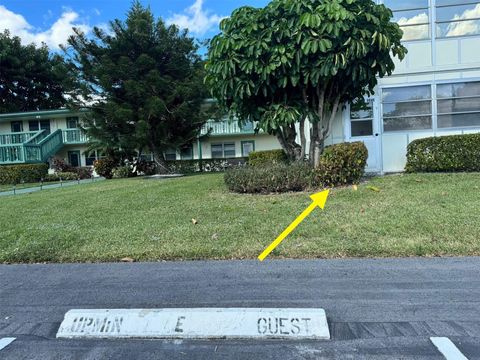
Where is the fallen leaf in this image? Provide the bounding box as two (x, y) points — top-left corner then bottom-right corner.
(415, 179), (423, 183)
(192, 218), (198, 225)
(352, 185), (358, 191)
(367, 186), (380, 192)
(120, 257), (134, 263)
(360, 208), (365, 213)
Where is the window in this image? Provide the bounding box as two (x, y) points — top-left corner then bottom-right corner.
(86, 151), (97, 166)
(350, 99), (374, 137)
(164, 149), (177, 161)
(180, 145), (193, 160)
(139, 153), (154, 161)
(28, 120), (51, 134)
(241, 141), (255, 156)
(211, 144), (224, 158)
(382, 85), (432, 131)
(11, 121), (23, 133)
(224, 143), (236, 157)
(436, 1), (480, 38)
(211, 142), (236, 158)
(29, 120), (39, 131)
(67, 117), (79, 129)
(383, 0), (430, 41)
(437, 81), (480, 128)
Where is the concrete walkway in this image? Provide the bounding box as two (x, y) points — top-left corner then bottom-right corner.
(0, 177), (105, 197)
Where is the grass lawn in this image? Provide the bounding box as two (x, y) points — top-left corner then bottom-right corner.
(0, 172), (479, 263)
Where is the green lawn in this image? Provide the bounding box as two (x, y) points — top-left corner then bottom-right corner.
(0, 172), (479, 263)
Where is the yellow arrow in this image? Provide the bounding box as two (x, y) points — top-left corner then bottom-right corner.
(258, 190), (330, 261)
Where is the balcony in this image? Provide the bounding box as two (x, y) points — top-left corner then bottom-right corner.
(63, 128), (88, 144)
(200, 120), (256, 136)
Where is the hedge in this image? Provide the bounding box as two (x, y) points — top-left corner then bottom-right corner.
(225, 162), (313, 193)
(225, 142), (368, 193)
(0, 163), (49, 185)
(167, 157), (247, 174)
(406, 133), (480, 172)
(248, 150), (287, 166)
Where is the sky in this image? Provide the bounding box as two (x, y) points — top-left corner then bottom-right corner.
(0, 0), (269, 50)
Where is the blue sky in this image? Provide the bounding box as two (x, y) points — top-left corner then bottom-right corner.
(0, 0), (268, 50)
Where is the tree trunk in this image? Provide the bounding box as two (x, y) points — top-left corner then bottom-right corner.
(151, 146), (170, 174)
(275, 127), (302, 161)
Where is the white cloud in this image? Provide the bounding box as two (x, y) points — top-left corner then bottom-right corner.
(0, 5), (90, 50)
(446, 4), (480, 37)
(166, 0), (224, 36)
(397, 12), (429, 41)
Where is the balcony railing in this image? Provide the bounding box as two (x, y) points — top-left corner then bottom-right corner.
(200, 120), (256, 136)
(62, 128), (88, 144)
(0, 131), (39, 145)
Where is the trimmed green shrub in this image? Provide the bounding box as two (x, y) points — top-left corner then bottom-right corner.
(315, 142), (368, 186)
(112, 166), (131, 179)
(248, 150), (287, 166)
(225, 162), (314, 193)
(0, 163), (48, 185)
(225, 142), (368, 193)
(406, 134), (480, 172)
(74, 167), (93, 179)
(56, 172), (79, 181)
(167, 158), (247, 174)
(51, 158), (93, 179)
(43, 174), (61, 182)
(94, 158), (117, 179)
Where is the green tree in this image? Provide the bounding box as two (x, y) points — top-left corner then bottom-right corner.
(206, 0), (407, 165)
(66, 2), (208, 173)
(0, 30), (73, 113)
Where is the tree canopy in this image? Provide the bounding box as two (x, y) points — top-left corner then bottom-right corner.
(65, 2), (208, 172)
(206, 0), (407, 165)
(0, 30), (74, 114)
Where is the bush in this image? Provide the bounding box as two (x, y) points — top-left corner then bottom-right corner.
(94, 158), (117, 179)
(112, 166), (131, 179)
(57, 172), (79, 181)
(43, 174), (61, 182)
(74, 167), (93, 179)
(315, 142), (368, 186)
(225, 142), (368, 193)
(51, 157), (92, 179)
(225, 162), (313, 193)
(43, 172), (79, 181)
(52, 158), (74, 173)
(248, 150), (287, 166)
(406, 134), (480, 172)
(133, 160), (156, 176)
(167, 158), (247, 174)
(0, 163), (48, 185)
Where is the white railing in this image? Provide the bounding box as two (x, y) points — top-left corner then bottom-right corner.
(201, 120), (255, 136)
(62, 129), (88, 144)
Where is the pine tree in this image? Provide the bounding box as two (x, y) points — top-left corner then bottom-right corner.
(66, 2), (208, 173)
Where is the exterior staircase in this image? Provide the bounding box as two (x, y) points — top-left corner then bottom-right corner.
(0, 129), (85, 165)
